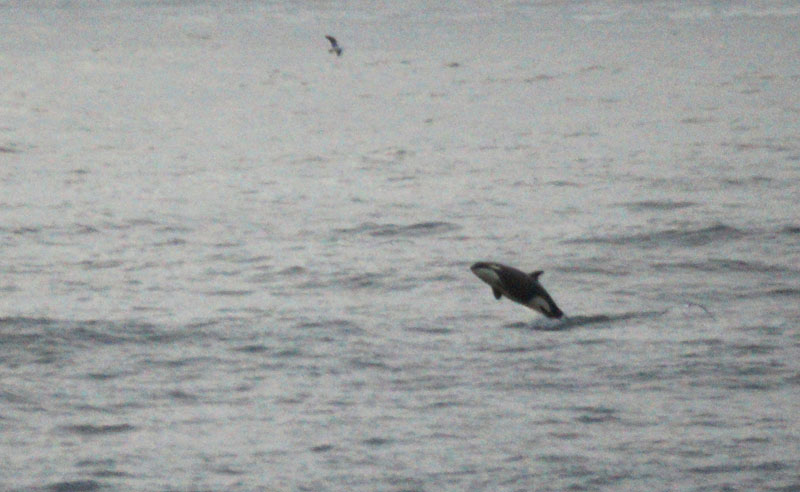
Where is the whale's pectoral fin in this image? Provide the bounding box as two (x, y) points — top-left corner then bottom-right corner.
(529, 270), (543, 280)
(492, 287), (502, 300)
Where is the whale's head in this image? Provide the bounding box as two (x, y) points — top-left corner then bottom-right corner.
(470, 262), (503, 287)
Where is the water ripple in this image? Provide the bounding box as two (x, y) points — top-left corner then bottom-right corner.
(335, 221), (461, 238)
(61, 424), (136, 436)
(562, 224), (745, 248)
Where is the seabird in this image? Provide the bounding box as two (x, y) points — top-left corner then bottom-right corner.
(471, 262), (564, 318)
(325, 35), (342, 56)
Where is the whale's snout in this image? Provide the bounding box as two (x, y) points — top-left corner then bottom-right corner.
(470, 262), (502, 287)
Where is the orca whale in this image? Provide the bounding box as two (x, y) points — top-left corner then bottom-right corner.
(325, 35), (342, 56)
(470, 261), (564, 318)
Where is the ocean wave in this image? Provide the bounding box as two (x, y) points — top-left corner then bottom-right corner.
(561, 262), (631, 276)
(277, 265), (307, 276)
(61, 424), (136, 436)
(0, 145), (22, 154)
(562, 224), (746, 248)
(768, 287), (800, 297)
(652, 258), (790, 273)
(569, 405), (621, 424)
(0, 317), (181, 351)
(335, 221), (461, 238)
(503, 310), (666, 331)
(44, 479), (103, 492)
(619, 200), (697, 211)
(299, 270), (395, 291)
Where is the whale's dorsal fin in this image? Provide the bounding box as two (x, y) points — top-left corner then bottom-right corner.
(492, 287), (503, 300)
(530, 270), (543, 280)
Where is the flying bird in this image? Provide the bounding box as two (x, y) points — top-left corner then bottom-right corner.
(471, 262), (564, 318)
(325, 35), (342, 56)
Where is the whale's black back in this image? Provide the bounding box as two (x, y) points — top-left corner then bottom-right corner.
(491, 264), (536, 303)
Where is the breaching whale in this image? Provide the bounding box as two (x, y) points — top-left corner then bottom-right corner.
(470, 262), (564, 318)
(325, 35), (342, 56)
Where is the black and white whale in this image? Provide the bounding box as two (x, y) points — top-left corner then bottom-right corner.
(470, 262), (564, 318)
(325, 35), (342, 56)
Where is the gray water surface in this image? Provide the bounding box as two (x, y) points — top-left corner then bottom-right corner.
(1, 1), (799, 490)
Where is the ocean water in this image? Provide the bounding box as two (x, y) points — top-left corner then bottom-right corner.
(1, 0), (799, 490)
